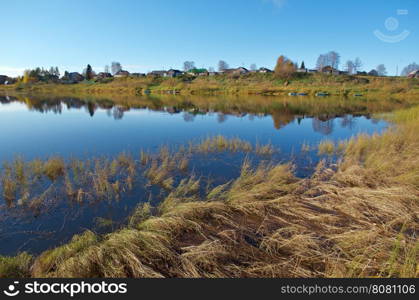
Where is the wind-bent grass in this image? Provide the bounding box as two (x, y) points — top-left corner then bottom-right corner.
(0, 109), (418, 278)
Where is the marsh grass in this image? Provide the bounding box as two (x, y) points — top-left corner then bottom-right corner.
(193, 136), (253, 153)
(0, 253), (33, 278)
(318, 140), (336, 156)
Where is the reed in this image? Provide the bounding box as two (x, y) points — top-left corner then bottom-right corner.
(42, 157), (65, 181)
(318, 140), (335, 155)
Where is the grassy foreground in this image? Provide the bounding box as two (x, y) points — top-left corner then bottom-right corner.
(2, 72), (419, 99)
(0, 106), (418, 278)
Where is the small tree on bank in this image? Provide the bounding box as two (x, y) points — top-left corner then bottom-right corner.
(274, 55), (296, 78)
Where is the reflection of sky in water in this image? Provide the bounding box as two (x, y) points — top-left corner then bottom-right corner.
(0, 102), (387, 162)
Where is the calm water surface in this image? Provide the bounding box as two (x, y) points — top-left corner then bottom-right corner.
(0, 95), (388, 255)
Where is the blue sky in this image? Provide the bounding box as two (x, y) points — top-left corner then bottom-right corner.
(0, 0), (418, 76)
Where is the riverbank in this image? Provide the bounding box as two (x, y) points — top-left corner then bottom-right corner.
(0, 105), (417, 278)
(1, 73), (418, 99)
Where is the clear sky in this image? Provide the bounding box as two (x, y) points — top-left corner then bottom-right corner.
(1, 0), (418, 76)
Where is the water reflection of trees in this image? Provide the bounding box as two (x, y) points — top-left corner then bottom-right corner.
(0, 94), (386, 131)
(312, 118), (334, 135)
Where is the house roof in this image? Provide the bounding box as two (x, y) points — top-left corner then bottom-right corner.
(320, 66), (338, 72)
(115, 70), (130, 75)
(189, 68), (208, 74)
(150, 70), (167, 75)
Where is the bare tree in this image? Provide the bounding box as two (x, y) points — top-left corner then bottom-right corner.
(111, 62), (122, 75)
(183, 61), (195, 72)
(104, 65), (110, 73)
(376, 64), (387, 76)
(208, 67), (215, 72)
(250, 64), (257, 71)
(316, 54), (327, 70)
(345, 60), (355, 74)
(353, 58), (363, 73)
(327, 51), (340, 69)
(316, 51), (341, 70)
(218, 60), (229, 72)
(401, 62), (419, 76)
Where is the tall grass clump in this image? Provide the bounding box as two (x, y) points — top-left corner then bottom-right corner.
(318, 140), (335, 155)
(0, 253), (33, 278)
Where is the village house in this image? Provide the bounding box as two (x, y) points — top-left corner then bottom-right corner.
(407, 70), (419, 78)
(233, 67), (249, 75)
(131, 73), (146, 77)
(114, 70), (130, 78)
(0, 75), (10, 84)
(96, 72), (113, 79)
(258, 67), (273, 73)
(221, 67), (249, 75)
(320, 66), (341, 75)
(167, 69), (183, 78)
(148, 70), (168, 77)
(188, 68), (208, 76)
(368, 69), (379, 76)
(64, 72), (84, 83)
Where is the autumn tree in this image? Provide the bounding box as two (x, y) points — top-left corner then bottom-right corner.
(274, 55), (296, 78)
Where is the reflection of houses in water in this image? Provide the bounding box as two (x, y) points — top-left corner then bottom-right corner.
(340, 115), (356, 130)
(164, 106), (181, 114)
(217, 113), (228, 123)
(183, 112), (195, 122)
(312, 116), (335, 135)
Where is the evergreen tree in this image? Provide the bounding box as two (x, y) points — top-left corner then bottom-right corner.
(300, 61), (305, 69)
(86, 64), (93, 80)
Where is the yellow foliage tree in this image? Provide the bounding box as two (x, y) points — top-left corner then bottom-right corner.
(274, 55), (296, 79)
